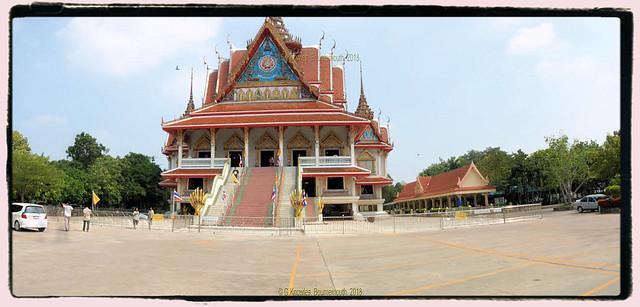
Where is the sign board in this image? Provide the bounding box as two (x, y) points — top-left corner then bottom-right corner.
(455, 211), (467, 220)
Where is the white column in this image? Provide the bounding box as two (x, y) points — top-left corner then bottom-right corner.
(473, 194), (477, 206)
(210, 128), (216, 167)
(484, 193), (489, 206)
(278, 126), (284, 166)
(177, 130), (183, 168)
(314, 125), (320, 165)
(349, 126), (355, 165)
(244, 127), (249, 167)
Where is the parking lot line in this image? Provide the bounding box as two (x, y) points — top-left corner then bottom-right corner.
(419, 238), (618, 275)
(385, 263), (533, 296)
(581, 276), (620, 296)
(288, 245), (301, 293)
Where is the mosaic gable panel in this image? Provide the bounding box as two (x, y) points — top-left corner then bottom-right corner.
(359, 127), (379, 143)
(238, 37), (299, 83)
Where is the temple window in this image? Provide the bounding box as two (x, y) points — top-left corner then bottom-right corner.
(188, 178), (203, 190)
(327, 177), (344, 190)
(197, 151), (211, 158)
(360, 185), (374, 195)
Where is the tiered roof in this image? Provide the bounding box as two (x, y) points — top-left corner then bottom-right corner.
(394, 162), (495, 202)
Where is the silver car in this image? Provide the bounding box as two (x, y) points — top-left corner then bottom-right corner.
(572, 194), (608, 213)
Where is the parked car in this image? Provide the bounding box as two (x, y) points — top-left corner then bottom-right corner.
(11, 203), (48, 232)
(572, 194), (608, 213)
(597, 196), (621, 208)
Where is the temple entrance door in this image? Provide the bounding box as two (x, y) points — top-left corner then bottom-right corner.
(260, 150), (275, 167)
(292, 150), (306, 166)
(302, 177), (316, 197)
(229, 151), (242, 167)
(325, 149), (340, 156)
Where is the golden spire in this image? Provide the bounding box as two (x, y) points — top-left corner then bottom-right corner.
(183, 68), (195, 116)
(354, 61), (374, 120)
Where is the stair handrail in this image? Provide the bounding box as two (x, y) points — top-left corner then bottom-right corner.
(202, 158), (231, 217)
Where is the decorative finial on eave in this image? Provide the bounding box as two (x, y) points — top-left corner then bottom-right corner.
(319, 31), (325, 50)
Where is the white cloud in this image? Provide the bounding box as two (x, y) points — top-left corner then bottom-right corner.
(56, 18), (222, 77)
(535, 55), (595, 75)
(507, 23), (556, 54)
(33, 114), (67, 126)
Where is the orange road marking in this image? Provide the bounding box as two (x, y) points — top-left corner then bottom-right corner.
(288, 245), (301, 294)
(581, 276), (620, 296)
(386, 263), (533, 296)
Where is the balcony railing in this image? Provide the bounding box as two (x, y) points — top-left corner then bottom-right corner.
(180, 158), (227, 169)
(299, 156), (351, 167)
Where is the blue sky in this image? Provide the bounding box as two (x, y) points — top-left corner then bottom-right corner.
(12, 17), (620, 183)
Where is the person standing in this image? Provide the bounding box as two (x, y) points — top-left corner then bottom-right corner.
(147, 207), (154, 230)
(82, 206), (92, 232)
(61, 203), (73, 231)
(132, 208), (140, 229)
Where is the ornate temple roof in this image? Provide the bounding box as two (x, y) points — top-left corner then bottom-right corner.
(394, 163), (495, 202)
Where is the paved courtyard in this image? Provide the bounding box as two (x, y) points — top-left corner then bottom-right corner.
(11, 210), (621, 298)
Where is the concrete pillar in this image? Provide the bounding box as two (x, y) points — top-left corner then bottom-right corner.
(349, 126), (356, 165)
(278, 126), (284, 166)
(243, 127), (249, 167)
(473, 194), (477, 207)
(177, 130), (183, 167)
(210, 128), (216, 167)
(484, 193), (489, 206)
(314, 125), (320, 165)
(447, 196), (452, 208)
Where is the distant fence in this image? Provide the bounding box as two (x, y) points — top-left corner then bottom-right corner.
(42, 204), (543, 234)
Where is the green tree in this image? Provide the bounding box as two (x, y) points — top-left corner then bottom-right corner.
(541, 136), (599, 203)
(66, 132), (108, 168)
(119, 153), (165, 208)
(87, 156), (124, 207)
(12, 131), (31, 152)
(593, 131), (620, 184)
(476, 147), (512, 193)
(382, 174), (404, 203)
(12, 132), (64, 203)
(53, 160), (90, 205)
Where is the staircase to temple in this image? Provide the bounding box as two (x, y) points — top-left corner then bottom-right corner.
(305, 197), (316, 219)
(276, 167), (297, 225)
(226, 167), (277, 227)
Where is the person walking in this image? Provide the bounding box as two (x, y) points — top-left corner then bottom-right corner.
(82, 206), (92, 232)
(132, 208), (140, 229)
(147, 207), (154, 230)
(61, 203), (73, 231)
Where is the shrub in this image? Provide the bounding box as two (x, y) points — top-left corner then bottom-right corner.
(604, 185), (621, 198)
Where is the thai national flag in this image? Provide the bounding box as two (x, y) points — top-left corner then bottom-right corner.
(173, 190), (184, 202)
(271, 186), (277, 201)
(302, 191), (307, 207)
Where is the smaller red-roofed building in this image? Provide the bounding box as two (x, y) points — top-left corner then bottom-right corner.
(392, 162), (496, 212)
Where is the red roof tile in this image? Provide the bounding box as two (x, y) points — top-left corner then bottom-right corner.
(297, 47), (319, 83)
(302, 166), (370, 177)
(356, 176), (393, 186)
(380, 127), (389, 143)
(332, 66), (345, 103)
(394, 164), (495, 202)
(218, 60), (229, 91)
(159, 179), (177, 187)
(319, 56), (332, 94)
(204, 70), (218, 105)
(161, 168), (222, 179)
(163, 112), (370, 131)
(230, 50), (247, 73)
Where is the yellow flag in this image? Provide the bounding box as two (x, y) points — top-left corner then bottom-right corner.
(92, 191), (101, 206)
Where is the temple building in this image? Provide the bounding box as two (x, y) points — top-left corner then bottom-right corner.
(159, 17), (393, 222)
(392, 162), (496, 213)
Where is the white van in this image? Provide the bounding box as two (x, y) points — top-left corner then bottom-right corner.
(11, 203), (48, 232)
(571, 194), (608, 213)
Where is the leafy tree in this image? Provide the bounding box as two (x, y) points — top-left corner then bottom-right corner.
(87, 156), (124, 207)
(593, 131), (620, 184)
(540, 136), (599, 203)
(119, 153), (165, 208)
(12, 132), (64, 203)
(12, 131), (31, 152)
(476, 147), (512, 193)
(53, 160), (90, 205)
(66, 132), (108, 168)
(382, 174), (404, 203)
